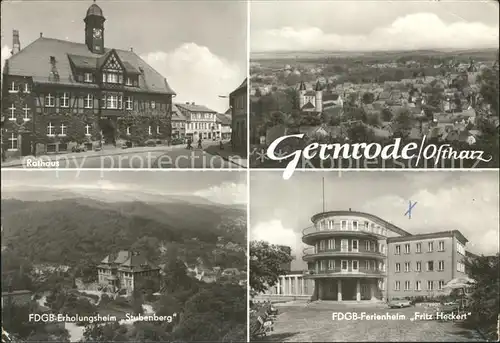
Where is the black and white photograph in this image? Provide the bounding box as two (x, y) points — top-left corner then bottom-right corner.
(1, 170), (247, 342)
(249, 0), (499, 169)
(249, 170), (499, 342)
(1, 0), (247, 169)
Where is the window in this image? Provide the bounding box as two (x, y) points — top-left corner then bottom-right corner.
(416, 281), (421, 291)
(9, 81), (18, 93)
(341, 260), (348, 272)
(364, 221), (369, 231)
(427, 281), (434, 290)
(24, 84), (30, 93)
(381, 244), (386, 254)
(438, 280), (445, 290)
(352, 221), (359, 231)
(84, 94), (93, 109)
(404, 262), (410, 272)
(328, 260), (335, 270)
(151, 101), (156, 109)
(47, 122), (55, 136)
(372, 260), (376, 270)
(148, 126), (152, 135)
(320, 260), (326, 271)
(416, 243), (422, 253)
(85, 124), (92, 136)
(395, 245), (401, 255)
(404, 244), (410, 254)
(8, 133), (18, 150)
(351, 239), (359, 252)
(438, 241), (445, 251)
(352, 260), (359, 271)
(395, 263), (401, 273)
(60, 92), (69, 108)
(371, 242), (376, 252)
(428, 242), (434, 252)
(125, 97), (133, 110)
(365, 241), (370, 251)
(438, 261), (444, 271)
(156, 126), (160, 134)
(416, 261), (422, 272)
(9, 105), (16, 120)
(394, 281), (401, 291)
(457, 262), (465, 273)
(60, 123), (67, 136)
(45, 93), (55, 107)
(365, 260), (370, 270)
(125, 77), (132, 86)
(84, 73), (93, 82)
(327, 239), (334, 250)
(341, 239), (348, 252)
(370, 223), (375, 232)
(319, 240), (325, 251)
(456, 242), (465, 255)
(427, 261), (434, 271)
(23, 106), (30, 121)
(106, 95), (118, 109)
(126, 126), (131, 135)
(404, 281), (411, 291)
(340, 220), (348, 230)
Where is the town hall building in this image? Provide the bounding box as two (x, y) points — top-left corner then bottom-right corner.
(1, 1), (176, 157)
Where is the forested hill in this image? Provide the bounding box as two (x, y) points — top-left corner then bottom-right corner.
(1, 196), (246, 268)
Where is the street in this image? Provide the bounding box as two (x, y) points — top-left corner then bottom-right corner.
(258, 302), (484, 342)
(2, 143), (241, 169)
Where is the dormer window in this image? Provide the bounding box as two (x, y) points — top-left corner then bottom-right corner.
(84, 73), (93, 83)
(125, 77), (132, 86)
(105, 72), (118, 83)
(24, 84), (30, 93)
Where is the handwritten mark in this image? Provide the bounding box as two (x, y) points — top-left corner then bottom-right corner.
(405, 201), (417, 219)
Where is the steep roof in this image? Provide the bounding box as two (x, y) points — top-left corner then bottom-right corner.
(230, 78), (247, 96)
(216, 113), (231, 125)
(175, 102), (216, 113)
(301, 101), (316, 110)
(4, 37), (175, 95)
(171, 104), (186, 121)
(298, 81), (306, 91)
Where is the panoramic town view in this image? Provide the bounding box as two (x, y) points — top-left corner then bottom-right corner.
(1, 1), (247, 169)
(249, 1), (499, 168)
(1, 170), (247, 342)
(250, 171), (499, 342)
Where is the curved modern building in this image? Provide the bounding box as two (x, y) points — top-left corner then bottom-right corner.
(302, 210), (412, 302)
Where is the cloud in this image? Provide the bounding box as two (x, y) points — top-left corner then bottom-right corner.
(1, 45), (10, 74)
(251, 13), (499, 51)
(362, 177), (499, 255)
(141, 43), (244, 113)
(195, 181), (247, 205)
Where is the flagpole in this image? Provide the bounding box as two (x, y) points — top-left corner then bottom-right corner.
(322, 177), (325, 213)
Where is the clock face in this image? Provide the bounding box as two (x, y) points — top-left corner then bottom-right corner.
(93, 28), (102, 39)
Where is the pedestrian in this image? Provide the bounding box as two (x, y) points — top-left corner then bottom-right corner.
(219, 140), (224, 150)
(186, 138), (192, 150)
(197, 138), (202, 149)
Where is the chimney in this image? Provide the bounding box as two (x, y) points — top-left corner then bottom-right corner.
(11, 30), (21, 55)
(50, 56), (56, 65)
(130, 47), (133, 52)
(40, 32), (43, 38)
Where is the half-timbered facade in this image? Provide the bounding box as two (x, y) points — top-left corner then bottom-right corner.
(1, 2), (175, 157)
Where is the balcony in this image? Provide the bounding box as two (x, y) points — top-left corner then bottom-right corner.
(302, 226), (380, 245)
(303, 268), (386, 279)
(302, 247), (385, 261)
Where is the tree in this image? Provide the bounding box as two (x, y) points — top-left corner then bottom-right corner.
(392, 109), (413, 140)
(362, 92), (375, 105)
(249, 240), (293, 295)
(347, 124), (376, 143)
(162, 257), (193, 293)
(464, 253), (500, 341)
(478, 67), (499, 117)
(381, 108), (393, 122)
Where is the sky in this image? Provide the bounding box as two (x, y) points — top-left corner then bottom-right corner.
(1, 0), (247, 113)
(1, 170), (247, 205)
(251, 0), (499, 52)
(250, 171), (499, 269)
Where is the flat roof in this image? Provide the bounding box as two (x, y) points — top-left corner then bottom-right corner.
(387, 230), (468, 244)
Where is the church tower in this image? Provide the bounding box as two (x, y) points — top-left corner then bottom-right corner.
(298, 81), (306, 109)
(314, 80), (323, 113)
(84, 1), (106, 54)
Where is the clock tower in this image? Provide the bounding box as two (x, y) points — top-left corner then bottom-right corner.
(84, 1), (106, 54)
